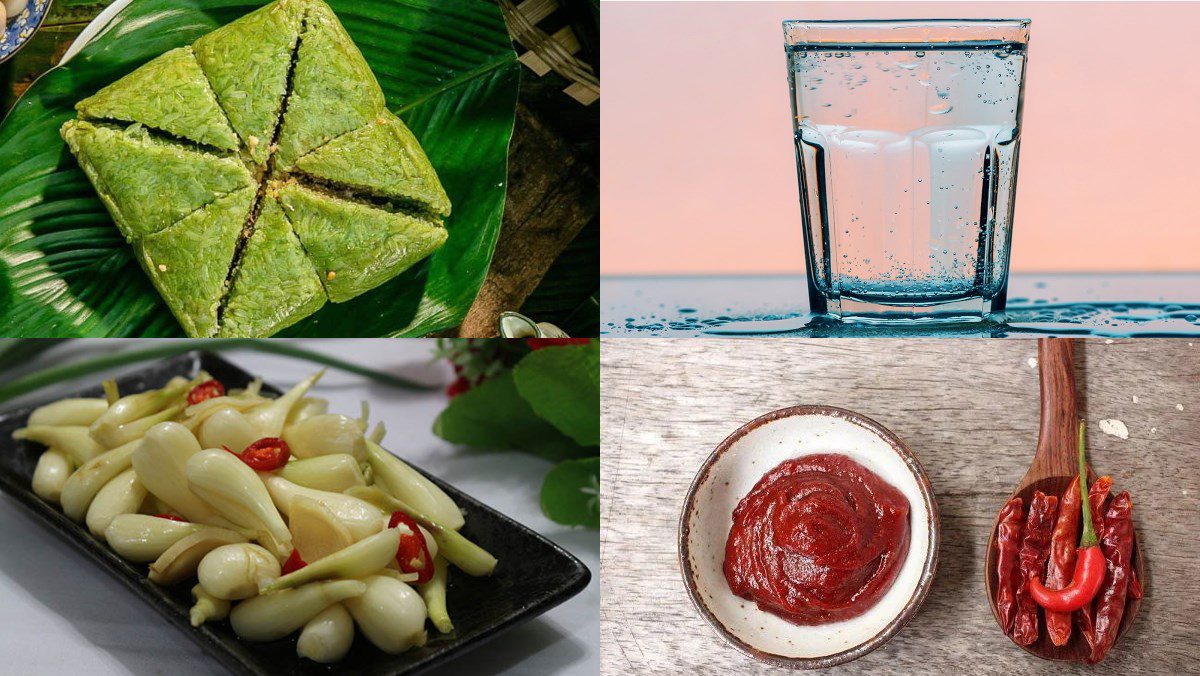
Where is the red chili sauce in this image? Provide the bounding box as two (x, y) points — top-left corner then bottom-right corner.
(723, 453), (911, 625)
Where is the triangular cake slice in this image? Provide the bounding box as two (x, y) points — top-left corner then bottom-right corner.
(194, 0), (306, 166)
(134, 186), (255, 338)
(294, 110), (451, 217)
(278, 182), (447, 302)
(219, 195), (326, 337)
(274, 0), (384, 171)
(75, 47), (241, 151)
(60, 119), (254, 240)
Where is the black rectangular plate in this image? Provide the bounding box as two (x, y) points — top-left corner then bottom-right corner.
(0, 351), (590, 675)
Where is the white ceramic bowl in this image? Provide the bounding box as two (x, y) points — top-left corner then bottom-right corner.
(679, 405), (939, 668)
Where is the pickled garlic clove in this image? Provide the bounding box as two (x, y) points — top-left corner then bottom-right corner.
(230, 579), (366, 642)
(148, 527), (247, 585)
(90, 378), (190, 448)
(32, 449), (73, 504)
(105, 514), (207, 562)
(13, 426), (105, 466)
(289, 495), (355, 563)
(421, 556), (453, 634)
(86, 468), (147, 539)
(365, 440), (463, 530)
(282, 414), (365, 460)
(198, 543), (281, 600)
(132, 422), (226, 524)
(243, 371), (323, 438)
(279, 454), (365, 492)
(344, 575), (428, 654)
(261, 527), (401, 593)
(264, 476), (386, 542)
(286, 397), (329, 426)
(296, 603), (354, 663)
(185, 449), (292, 559)
(190, 583), (231, 627)
(28, 398), (108, 427)
(197, 407), (260, 453)
(60, 439), (139, 522)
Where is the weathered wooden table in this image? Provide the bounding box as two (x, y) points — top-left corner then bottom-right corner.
(601, 338), (1199, 674)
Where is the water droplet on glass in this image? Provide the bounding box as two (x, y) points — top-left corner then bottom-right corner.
(929, 102), (953, 115)
(915, 51), (926, 58)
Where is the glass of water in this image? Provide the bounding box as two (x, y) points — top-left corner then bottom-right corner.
(785, 19), (1030, 322)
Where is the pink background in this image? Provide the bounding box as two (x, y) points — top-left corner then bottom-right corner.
(601, 2), (1200, 274)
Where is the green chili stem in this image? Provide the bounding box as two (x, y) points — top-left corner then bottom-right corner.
(0, 340), (436, 404)
(1078, 420), (1099, 548)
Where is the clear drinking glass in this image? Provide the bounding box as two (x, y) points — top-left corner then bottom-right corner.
(785, 19), (1030, 322)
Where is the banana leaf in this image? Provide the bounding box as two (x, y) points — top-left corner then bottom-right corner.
(0, 0), (519, 337)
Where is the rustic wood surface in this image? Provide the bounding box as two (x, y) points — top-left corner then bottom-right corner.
(600, 338), (1200, 675)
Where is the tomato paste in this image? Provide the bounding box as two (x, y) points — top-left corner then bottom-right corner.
(723, 453), (911, 625)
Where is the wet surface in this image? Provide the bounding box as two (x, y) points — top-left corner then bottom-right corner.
(602, 274), (1200, 337)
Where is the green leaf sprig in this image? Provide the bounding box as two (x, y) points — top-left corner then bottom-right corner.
(433, 340), (599, 528)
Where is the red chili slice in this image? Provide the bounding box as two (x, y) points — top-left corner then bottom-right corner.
(282, 548), (307, 575)
(154, 513), (187, 522)
(389, 511), (433, 584)
(237, 438), (291, 471)
(187, 379), (226, 405)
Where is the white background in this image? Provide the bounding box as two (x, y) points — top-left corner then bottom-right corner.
(0, 339), (598, 676)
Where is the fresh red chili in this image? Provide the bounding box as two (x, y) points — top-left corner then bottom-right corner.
(1013, 490), (1057, 645)
(282, 548), (307, 575)
(1030, 423), (1106, 615)
(154, 513), (187, 522)
(1086, 491), (1135, 664)
(187, 379), (225, 405)
(236, 438), (291, 471)
(1078, 475), (1112, 649)
(389, 511), (433, 584)
(1043, 474), (1081, 645)
(995, 496), (1024, 634)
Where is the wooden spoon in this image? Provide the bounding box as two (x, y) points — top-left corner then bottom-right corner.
(984, 337), (1143, 662)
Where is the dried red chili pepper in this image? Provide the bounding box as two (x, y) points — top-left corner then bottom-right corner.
(389, 511), (434, 584)
(236, 437), (291, 471)
(1077, 475), (1112, 648)
(1086, 491), (1135, 664)
(995, 496), (1024, 633)
(154, 513), (187, 522)
(187, 379), (225, 405)
(1013, 490), (1057, 645)
(1031, 424), (1106, 615)
(1043, 475), (1081, 645)
(282, 548), (307, 575)
(1128, 570), (1143, 600)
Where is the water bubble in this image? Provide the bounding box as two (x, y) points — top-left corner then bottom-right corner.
(915, 51), (925, 58)
(929, 102), (953, 115)
(936, 87), (951, 100)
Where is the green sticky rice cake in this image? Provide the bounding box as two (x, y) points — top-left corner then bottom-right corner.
(219, 196), (326, 338)
(274, 0), (384, 171)
(61, 0), (450, 337)
(135, 186), (256, 338)
(75, 46), (241, 151)
(279, 181), (448, 302)
(60, 119), (253, 241)
(193, 0), (305, 166)
(295, 110), (451, 217)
